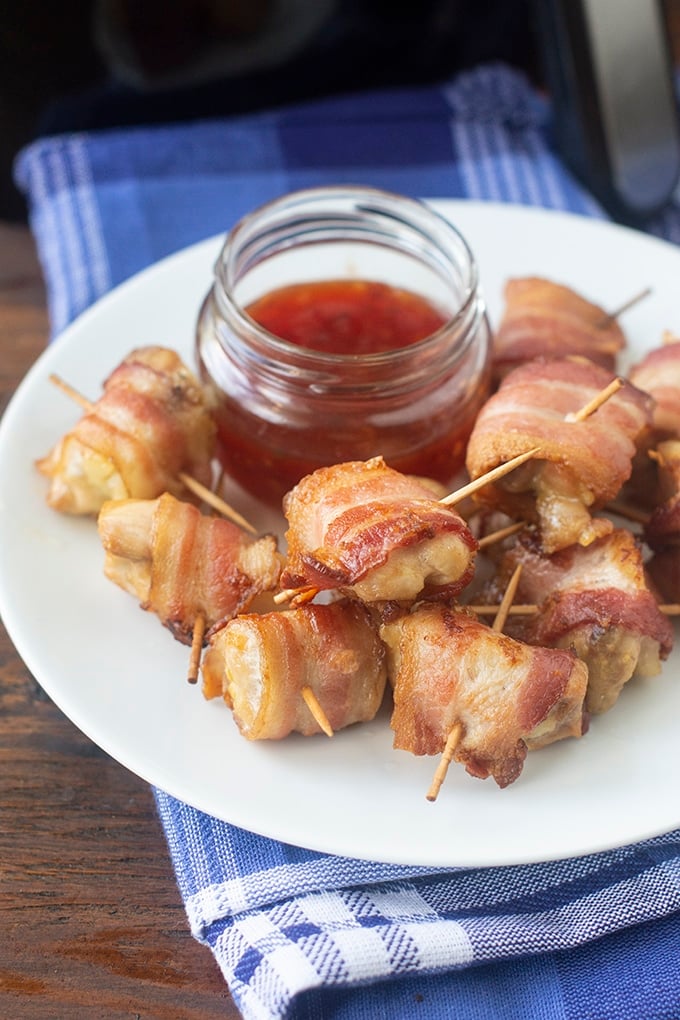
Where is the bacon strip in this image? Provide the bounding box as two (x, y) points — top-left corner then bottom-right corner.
(380, 604), (588, 788)
(201, 600), (387, 739)
(98, 492), (282, 644)
(465, 357), (653, 553)
(281, 456), (478, 602)
(487, 529), (674, 714)
(492, 277), (626, 382)
(644, 439), (680, 550)
(629, 336), (680, 440)
(37, 347), (216, 514)
(647, 545), (680, 604)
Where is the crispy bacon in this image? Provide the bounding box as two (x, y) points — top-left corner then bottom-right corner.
(380, 603), (588, 788)
(647, 545), (680, 604)
(629, 336), (680, 440)
(644, 439), (680, 550)
(201, 600), (387, 739)
(465, 357), (653, 553)
(98, 492), (282, 644)
(624, 338), (680, 510)
(487, 529), (674, 714)
(37, 346), (216, 514)
(492, 277), (625, 382)
(280, 456), (478, 602)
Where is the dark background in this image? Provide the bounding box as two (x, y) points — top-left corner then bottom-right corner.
(0, 0), (540, 222)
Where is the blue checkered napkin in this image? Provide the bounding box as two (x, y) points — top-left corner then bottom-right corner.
(16, 63), (618, 338)
(14, 63), (680, 1019)
(156, 790), (680, 1019)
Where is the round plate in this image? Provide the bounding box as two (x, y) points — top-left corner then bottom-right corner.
(1, 200), (678, 867)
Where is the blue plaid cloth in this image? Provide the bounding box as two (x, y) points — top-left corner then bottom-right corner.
(14, 64), (680, 1019)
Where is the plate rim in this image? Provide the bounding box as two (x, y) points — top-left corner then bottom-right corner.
(2, 198), (680, 868)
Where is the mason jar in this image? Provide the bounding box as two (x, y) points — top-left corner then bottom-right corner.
(196, 186), (492, 507)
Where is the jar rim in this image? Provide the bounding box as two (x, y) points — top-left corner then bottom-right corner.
(212, 185), (481, 369)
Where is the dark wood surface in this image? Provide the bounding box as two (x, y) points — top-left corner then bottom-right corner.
(0, 224), (240, 1019)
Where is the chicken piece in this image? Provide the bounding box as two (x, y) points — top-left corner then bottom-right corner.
(201, 600), (387, 739)
(98, 492), (282, 644)
(380, 603), (588, 788)
(488, 529), (674, 715)
(38, 346), (216, 514)
(465, 357), (653, 553)
(280, 456), (478, 603)
(492, 277), (625, 383)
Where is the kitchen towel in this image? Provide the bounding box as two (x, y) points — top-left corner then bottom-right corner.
(15, 62), (680, 1019)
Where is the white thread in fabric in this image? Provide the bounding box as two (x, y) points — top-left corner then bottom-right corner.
(451, 118), (501, 201)
(219, 913), (323, 1019)
(46, 148), (90, 318)
(399, 919), (474, 969)
(67, 136), (112, 301)
(23, 147), (70, 333)
(182, 860), (435, 936)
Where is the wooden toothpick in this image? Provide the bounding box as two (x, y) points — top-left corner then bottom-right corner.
(491, 564), (523, 633)
(564, 377), (625, 423)
(49, 372), (93, 412)
(596, 286), (652, 329)
(187, 613), (206, 685)
(301, 685), (334, 737)
(178, 472), (258, 535)
(426, 722), (463, 803)
(439, 447), (541, 506)
(48, 372), (258, 535)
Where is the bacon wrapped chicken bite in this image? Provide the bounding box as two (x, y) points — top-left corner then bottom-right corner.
(465, 357), (653, 553)
(629, 335), (680, 441)
(98, 492), (282, 644)
(38, 346), (215, 514)
(625, 337), (680, 511)
(487, 529), (674, 715)
(644, 439), (680, 550)
(280, 456), (478, 603)
(646, 546), (680, 605)
(643, 439), (680, 601)
(202, 600), (387, 739)
(380, 603), (588, 788)
(492, 277), (626, 383)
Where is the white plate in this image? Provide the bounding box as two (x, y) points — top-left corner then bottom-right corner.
(1, 200), (679, 869)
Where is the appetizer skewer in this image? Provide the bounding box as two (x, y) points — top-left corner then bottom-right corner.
(276, 450), (539, 607)
(279, 455), (480, 605)
(380, 601), (588, 794)
(627, 338), (680, 597)
(482, 528), (674, 715)
(425, 563), (524, 800)
(490, 276), (632, 382)
(465, 357), (654, 553)
(35, 293), (680, 801)
(38, 349), (216, 515)
(97, 492), (283, 646)
(629, 334), (680, 440)
(45, 366), (257, 535)
(201, 599), (387, 740)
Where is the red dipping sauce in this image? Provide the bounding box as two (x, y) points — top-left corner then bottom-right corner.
(195, 186), (492, 508)
(245, 280), (448, 355)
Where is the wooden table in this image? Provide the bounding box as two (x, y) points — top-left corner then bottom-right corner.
(0, 224), (240, 1018)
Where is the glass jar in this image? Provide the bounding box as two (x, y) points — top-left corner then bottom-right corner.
(196, 186), (492, 507)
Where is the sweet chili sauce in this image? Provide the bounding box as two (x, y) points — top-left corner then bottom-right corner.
(244, 279), (448, 355)
(199, 276), (490, 507)
(196, 187), (492, 508)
